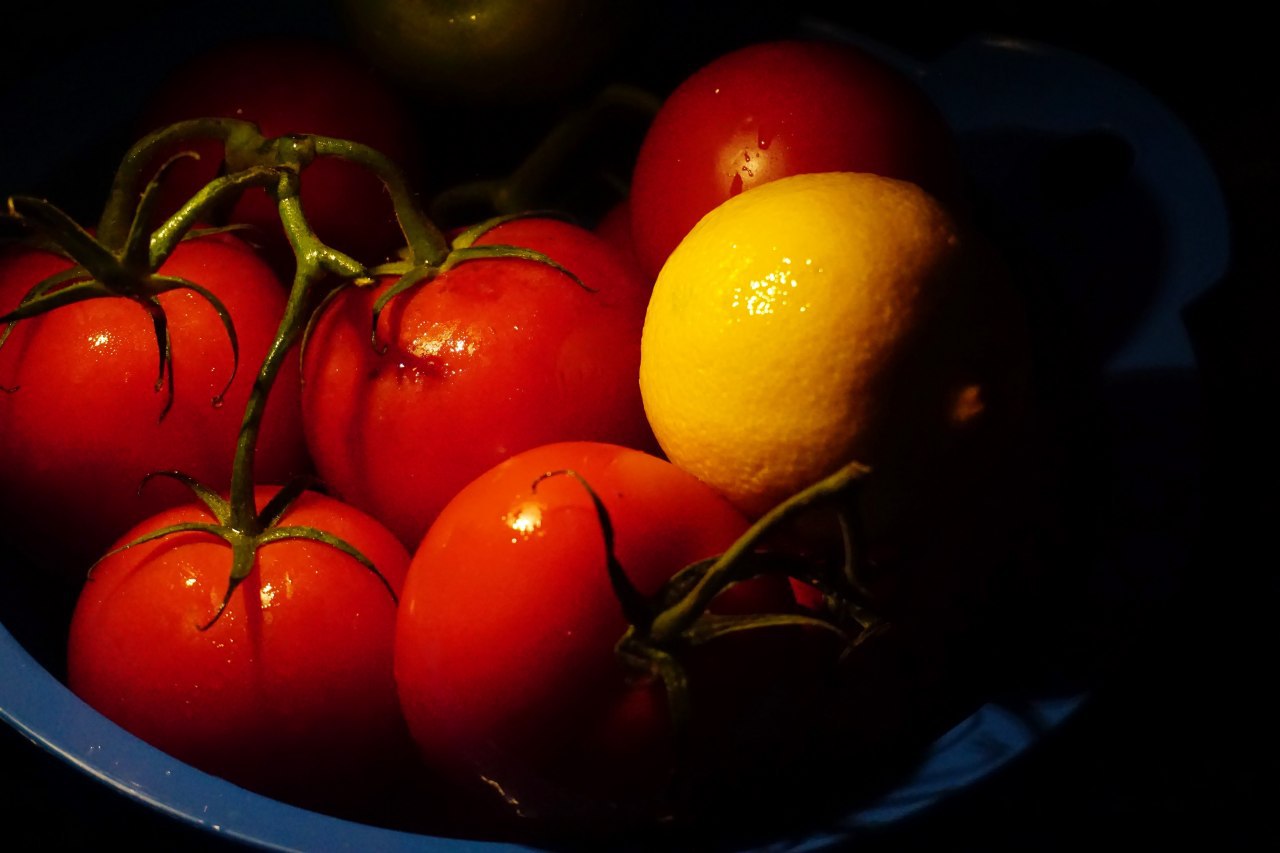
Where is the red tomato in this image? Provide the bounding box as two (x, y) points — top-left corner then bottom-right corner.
(299, 217), (656, 551)
(135, 36), (420, 270)
(627, 38), (964, 280)
(592, 198), (647, 284)
(65, 486), (412, 814)
(0, 234), (309, 570)
(394, 441), (824, 824)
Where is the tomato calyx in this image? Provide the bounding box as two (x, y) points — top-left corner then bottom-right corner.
(353, 211), (592, 355)
(93, 470), (398, 631)
(544, 461), (887, 742)
(1, 159), (287, 416)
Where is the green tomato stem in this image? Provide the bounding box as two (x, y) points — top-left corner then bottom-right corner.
(226, 173), (365, 531)
(146, 166), (288, 268)
(647, 461), (873, 646)
(310, 135), (448, 266)
(11, 118), (408, 622)
(97, 117), (259, 251)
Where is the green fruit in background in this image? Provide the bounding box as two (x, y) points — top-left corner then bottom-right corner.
(335, 0), (637, 104)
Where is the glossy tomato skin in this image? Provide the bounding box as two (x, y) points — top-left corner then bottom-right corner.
(0, 235), (309, 570)
(299, 217), (656, 551)
(394, 441), (821, 825)
(136, 36), (419, 269)
(66, 486), (412, 814)
(628, 39), (964, 280)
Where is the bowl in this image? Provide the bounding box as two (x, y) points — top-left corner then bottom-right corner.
(1, 3), (1229, 849)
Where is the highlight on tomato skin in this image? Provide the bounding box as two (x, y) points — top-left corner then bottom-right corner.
(392, 440), (841, 827)
(64, 486), (414, 817)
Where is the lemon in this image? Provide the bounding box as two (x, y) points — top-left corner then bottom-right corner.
(639, 171), (1028, 521)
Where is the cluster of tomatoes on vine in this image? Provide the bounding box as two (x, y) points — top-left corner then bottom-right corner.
(0, 31), (963, 834)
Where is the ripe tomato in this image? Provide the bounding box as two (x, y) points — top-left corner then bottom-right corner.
(0, 233), (309, 570)
(65, 486), (412, 814)
(627, 38), (964, 280)
(135, 36), (420, 269)
(394, 441), (826, 825)
(592, 199), (646, 283)
(299, 217), (656, 551)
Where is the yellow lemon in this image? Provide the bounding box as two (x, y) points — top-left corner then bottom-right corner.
(639, 171), (1028, 521)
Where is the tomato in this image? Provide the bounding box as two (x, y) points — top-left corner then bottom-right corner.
(299, 216), (656, 551)
(0, 233), (309, 570)
(135, 36), (420, 270)
(592, 199), (647, 284)
(627, 38), (964, 280)
(393, 441), (828, 825)
(65, 486), (412, 815)
(335, 0), (639, 105)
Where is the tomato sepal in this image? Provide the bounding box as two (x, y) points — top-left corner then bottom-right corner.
(1, 181), (275, 417)
(368, 264), (438, 353)
(110, 469), (399, 631)
(0, 266), (102, 329)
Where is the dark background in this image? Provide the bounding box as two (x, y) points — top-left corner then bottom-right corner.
(3, 1), (1276, 850)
